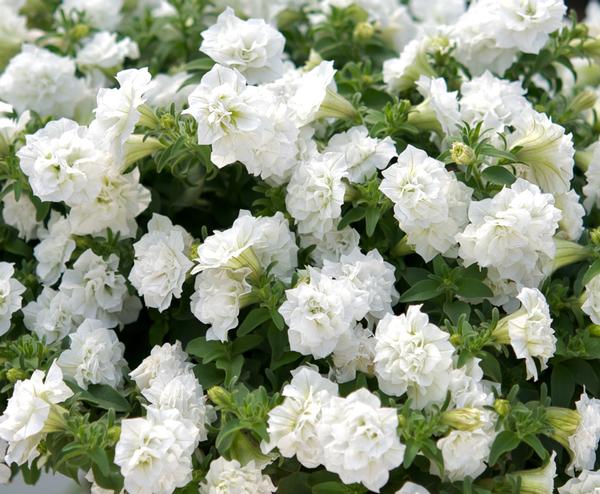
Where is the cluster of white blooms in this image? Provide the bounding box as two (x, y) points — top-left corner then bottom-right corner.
(263, 366), (405, 492)
(457, 179), (561, 289)
(0, 262), (24, 336)
(200, 457), (276, 494)
(0, 362), (73, 465)
(568, 392), (600, 473)
(380, 145), (472, 262)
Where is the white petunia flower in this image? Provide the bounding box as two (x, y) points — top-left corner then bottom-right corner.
(436, 428), (495, 481)
(1, 190), (39, 241)
(129, 341), (193, 391)
(191, 267), (253, 342)
(145, 72), (193, 111)
(76, 32), (139, 87)
(415, 76), (462, 136)
(318, 388), (406, 492)
(559, 470), (600, 493)
(57, 319), (126, 389)
(142, 370), (213, 439)
(583, 140), (600, 211)
(60, 0), (123, 31)
(17, 119), (107, 205)
(0, 361), (73, 466)
(0, 101), (29, 154)
(130, 214), (194, 312)
(383, 38), (436, 93)
(331, 323), (376, 383)
(374, 305), (455, 409)
(299, 225), (360, 267)
(409, 0), (465, 26)
(555, 190), (585, 241)
(115, 406), (198, 494)
(34, 212), (76, 285)
(200, 7), (285, 84)
(59, 249), (133, 328)
(183, 64), (266, 168)
(262, 366), (338, 468)
(200, 457), (276, 494)
(0, 45), (86, 119)
(396, 481), (431, 494)
(0, 5), (28, 68)
(68, 168), (151, 239)
(380, 145), (472, 262)
(0, 262), (24, 336)
(583, 274), (600, 325)
(478, 0), (565, 54)
(568, 392), (600, 473)
(509, 110), (575, 194)
(89, 67), (153, 162)
(457, 178), (561, 288)
(324, 126), (396, 183)
(322, 248), (398, 320)
(279, 267), (367, 359)
(493, 287), (556, 381)
(459, 71), (530, 134)
(286, 152), (347, 240)
(22, 287), (83, 343)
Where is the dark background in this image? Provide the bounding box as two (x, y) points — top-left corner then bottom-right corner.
(570, 0), (593, 16)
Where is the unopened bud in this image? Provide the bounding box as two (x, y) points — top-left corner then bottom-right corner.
(70, 24), (90, 41)
(494, 399), (511, 417)
(208, 386), (235, 409)
(6, 368), (27, 383)
(353, 22), (375, 42)
(107, 426), (121, 444)
(569, 90), (597, 115)
(590, 228), (600, 247)
(589, 324), (600, 337)
(441, 408), (483, 431)
(451, 142), (476, 166)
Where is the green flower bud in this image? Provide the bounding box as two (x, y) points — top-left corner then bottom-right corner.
(6, 368), (27, 383)
(441, 407), (483, 431)
(353, 22), (375, 42)
(451, 142), (476, 166)
(493, 399), (511, 418)
(568, 90), (597, 115)
(208, 386), (235, 409)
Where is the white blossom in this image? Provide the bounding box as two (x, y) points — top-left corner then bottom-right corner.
(262, 366), (338, 468)
(396, 482), (431, 494)
(22, 287), (83, 343)
(494, 287), (556, 381)
(130, 214), (194, 312)
(0, 101), (29, 154)
(0, 262), (24, 336)
(374, 305), (455, 409)
(457, 179), (561, 287)
(0, 361), (73, 466)
(129, 341), (193, 391)
(0, 45), (86, 119)
(57, 319), (126, 389)
(145, 72), (193, 110)
(318, 388), (406, 492)
(559, 470), (600, 493)
(200, 457), (276, 494)
(115, 406), (198, 494)
(279, 267), (367, 359)
(436, 428), (494, 481)
(1, 190), (38, 241)
(415, 76), (462, 136)
(299, 226), (360, 266)
(200, 7), (285, 84)
(555, 190), (585, 241)
(286, 152), (347, 239)
(34, 212), (75, 285)
(60, 0), (123, 31)
(380, 145), (472, 262)
(324, 126), (396, 183)
(383, 38), (436, 93)
(568, 392), (600, 473)
(331, 323), (376, 383)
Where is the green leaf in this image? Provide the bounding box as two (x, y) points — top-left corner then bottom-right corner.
(215, 419), (245, 453)
(89, 447), (110, 476)
(75, 383), (131, 412)
(232, 334), (264, 355)
(455, 278), (494, 299)
(365, 207), (381, 237)
(551, 363), (576, 407)
(337, 207), (366, 230)
(399, 279), (443, 303)
(489, 431), (521, 465)
(187, 337), (228, 363)
(582, 258), (600, 286)
(443, 301), (471, 325)
(312, 482), (349, 494)
(481, 166), (517, 186)
(523, 434), (548, 460)
(237, 308), (271, 337)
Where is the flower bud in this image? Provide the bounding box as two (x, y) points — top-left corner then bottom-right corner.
(441, 408), (483, 431)
(138, 104), (160, 129)
(208, 386), (235, 410)
(42, 405), (69, 433)
(316, 89), (358, 121)
(451, 142), (476, 166)
(353, 22), (375, 42)
(589, 324), (600, 337)
(69, 24), (90, 42)
(6, 368), (27, 383)
(552, 239), (593, 272)
(494, 399), (511, 417)
(568, 90), (597, 115)
(545, 407), (580, 451)
(107, 425), (121, 444)
(590, 228), (600, 247)
(124, 135), (165, 167)
(507, 452), (556, 494)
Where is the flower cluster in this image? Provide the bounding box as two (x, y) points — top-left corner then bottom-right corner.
(0, 1), (600, 494)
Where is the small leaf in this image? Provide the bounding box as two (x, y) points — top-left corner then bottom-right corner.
(337, 207), (366, 230)
(481, 166), (516, 186)
(231, 334), (264, 355)
(551, 363), (576, 407)
(523, 434), (549, 460)
(582, 258), (600, 286)
(489, 431), (521, 465)
(399, 279), (443, 303)
(365, 207), (381, 237)
(187, 337), (228, 363)
(75, 383), (131, 412)
(237, 308), (271, 336)
(455, 278), (494, 299)
(312, 482), (349, 494)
